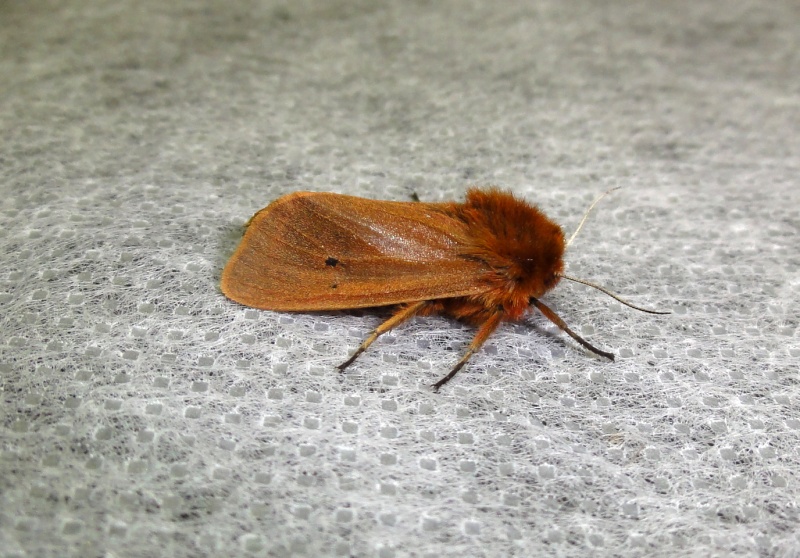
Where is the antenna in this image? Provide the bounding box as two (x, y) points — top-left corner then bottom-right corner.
(566, 187), (620, 248)
(558, 273), (671, 314)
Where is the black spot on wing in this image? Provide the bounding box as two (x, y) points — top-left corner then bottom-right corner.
(325, 257), (339, 267)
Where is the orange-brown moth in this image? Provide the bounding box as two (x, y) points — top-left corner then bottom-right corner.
(221, 188), (668, 391)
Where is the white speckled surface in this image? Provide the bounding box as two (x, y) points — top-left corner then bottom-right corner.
(2, 1), (799, 556)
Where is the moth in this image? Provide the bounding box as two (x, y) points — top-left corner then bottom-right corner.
(221, 188), (668, 390)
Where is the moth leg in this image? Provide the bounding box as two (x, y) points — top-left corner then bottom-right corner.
(337, 301), (428, 371)
(529, 297), (615, 361)
(432, 311), (503, 392)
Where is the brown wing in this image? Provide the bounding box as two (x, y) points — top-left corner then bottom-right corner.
(220, 192), (489, 310)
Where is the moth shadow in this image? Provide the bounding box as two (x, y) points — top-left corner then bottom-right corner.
(213, 222), (248, 284)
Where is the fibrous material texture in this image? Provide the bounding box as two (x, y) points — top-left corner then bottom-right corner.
(1, 1), (799, 557)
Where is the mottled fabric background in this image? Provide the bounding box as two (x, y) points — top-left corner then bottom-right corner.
(2, 1), (798, 556)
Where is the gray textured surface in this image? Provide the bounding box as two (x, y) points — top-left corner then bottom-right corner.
(2, 1), (799, 557)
